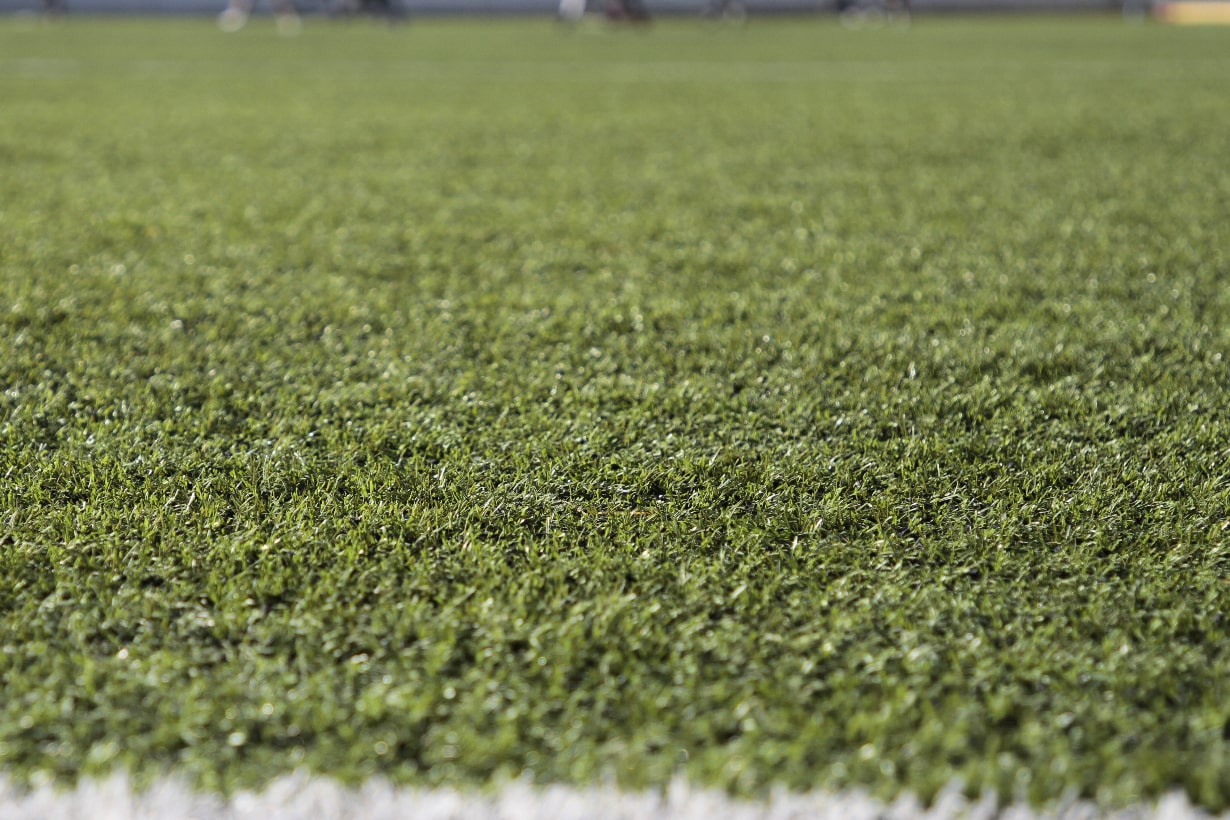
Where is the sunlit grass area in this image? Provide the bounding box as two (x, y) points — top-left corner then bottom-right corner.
(2, 14), (1229, 811)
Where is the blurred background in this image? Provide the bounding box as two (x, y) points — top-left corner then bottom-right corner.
(0, 0), (1152, 19)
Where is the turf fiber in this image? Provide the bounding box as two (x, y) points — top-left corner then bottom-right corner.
(2, 13), (1230, 813)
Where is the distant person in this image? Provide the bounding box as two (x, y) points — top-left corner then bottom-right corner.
(218, 0), (302, 34)
(42, 0), (66, 20)
(702, 0), (745, 22)
(605, 0), (650, 22)
(558, 0), (585, 22)
(885, 0), (910, 24)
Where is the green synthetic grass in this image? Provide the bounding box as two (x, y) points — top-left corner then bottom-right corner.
(2, 13), (1230, 811)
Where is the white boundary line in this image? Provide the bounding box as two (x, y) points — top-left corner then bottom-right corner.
(2, 773), (1227, 820)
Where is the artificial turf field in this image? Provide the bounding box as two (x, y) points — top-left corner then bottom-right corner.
(2, 12), (1230, 815)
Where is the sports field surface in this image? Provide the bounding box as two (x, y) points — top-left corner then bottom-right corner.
(2, 13), (1229, 816)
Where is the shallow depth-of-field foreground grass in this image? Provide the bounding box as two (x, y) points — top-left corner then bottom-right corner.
(2, 14), (1230, 811)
